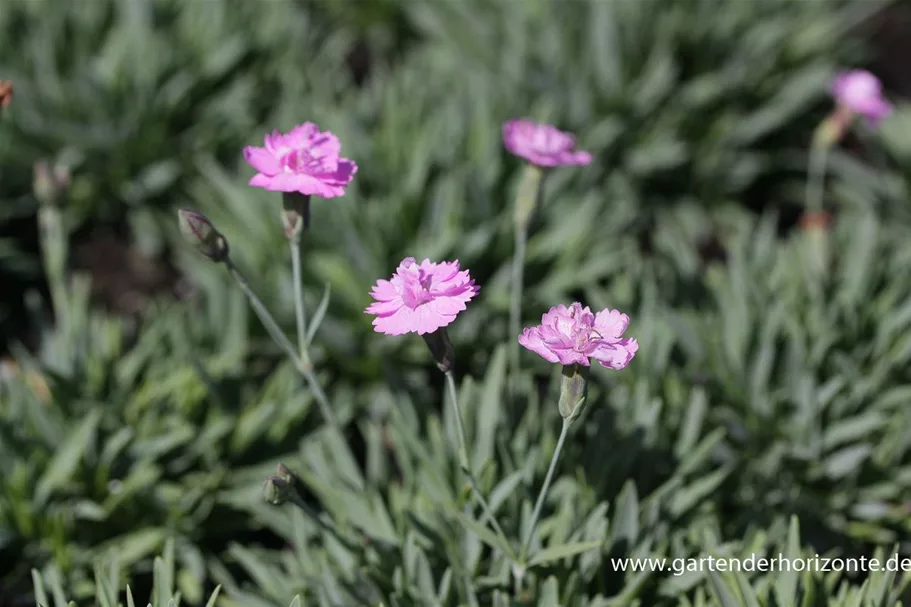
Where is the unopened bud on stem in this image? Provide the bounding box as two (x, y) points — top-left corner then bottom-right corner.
(276, 461), (308, 495)
(277, 462), (294, 483)
(558, 364), (589, 422)
(178, 209), (229, 262)
(263, 476), (296, 505)
(0, 81), (12, 109)
(282, 192), (311, 240)
(33, 160), (70, 208)
(421, 328), (456, 373)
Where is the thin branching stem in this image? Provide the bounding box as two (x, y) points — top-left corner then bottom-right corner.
(444, 370), (514, 557)
(225, 258), (339, 431)
(804, 142), (829, 216)
(509, 226), (527, 378)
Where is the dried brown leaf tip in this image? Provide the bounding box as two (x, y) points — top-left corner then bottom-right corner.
(0, 81), (12, 107)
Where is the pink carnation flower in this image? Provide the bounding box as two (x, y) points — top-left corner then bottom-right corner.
(831, 70), (893, 126)
(365, 257), (480, 335)
(502, 118), (592, 167)
(519, 302), (638, 369)
(243, 123), (357, 198)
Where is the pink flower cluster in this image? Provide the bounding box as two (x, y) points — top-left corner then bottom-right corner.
(244, 123), (357, 198)
(364, 261), (637, 370)
(243, 119), (636, 372)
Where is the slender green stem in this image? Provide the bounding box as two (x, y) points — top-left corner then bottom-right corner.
(508, 164), (543, 402)
(38, 205), (68, 338)
(803, 137), (832, 290)
(289, 238), (310, 364)
(509, 225), (527, 377)
(803, 140), (832, 453)
(444, 370), (513, 555)
(227, 259), (300, 365)
(285, 487), (361, 551)
(226, 258), (337, 429)
(520, 417), (571, 561)
(804, 142), (829, 216)
(290, 239), (308, 345)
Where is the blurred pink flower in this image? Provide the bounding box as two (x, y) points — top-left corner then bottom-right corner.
(519, 302), (638, 369)
(503, 119), (592, 167)
(243, 123), (357, 198)
(831, 70), (893, 126)
(365, 257), (480, 335)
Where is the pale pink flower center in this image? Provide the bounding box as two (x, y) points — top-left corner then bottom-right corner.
(557, 304), (598, 352)
(848, 77), (877, 100)
(281, 148), (324, 175)
(401, 271), (434, 309)
(572, 325), (592, 351)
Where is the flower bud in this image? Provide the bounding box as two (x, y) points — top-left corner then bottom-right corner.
(178, 209), (229, 262)
(421, 327), (456, 373)
(263, 475), (295, 505)
(558, 364), (589, 422)
(33, 160), (70, 207)
(459, 481), (473, 504)
(0, 80), (12, 109)
(281, 192), (311, 240)
(276, 462), (307, 495)
(513, 164), (544, 231)
(277, 462), (293, 483)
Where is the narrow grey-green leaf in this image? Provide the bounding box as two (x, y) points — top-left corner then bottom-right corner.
(529, 541), (602, 568)
(733, 569), (762, 607)
(35, 409), (102, 506)
(305, 283), (332, 345)
(31, 570), (49, 607)
(707, 570), (741, 607)
(203, 586), (221, 607)
(448, 507), (516, 561)
(773, 516), (801, 607)
(675, 387), (707, 458)
(609, 480), (639, 549)
(539, 576), (561, 607)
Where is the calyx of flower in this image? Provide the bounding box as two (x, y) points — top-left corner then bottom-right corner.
(422, 327), (456, 373)
(282, 192), (311, 239)
(558, 363), (589, 422)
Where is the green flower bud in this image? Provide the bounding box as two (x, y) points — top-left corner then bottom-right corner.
(558, 364), (589, 422)
(178, 209), (229, 262)
(277, 462), (293, 483)
(459, 481), (473, 503)
(263, 475), (295, 505)
(33, 160), (70, 207)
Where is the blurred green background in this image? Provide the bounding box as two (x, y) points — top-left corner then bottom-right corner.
(4, 0), (911, 605)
